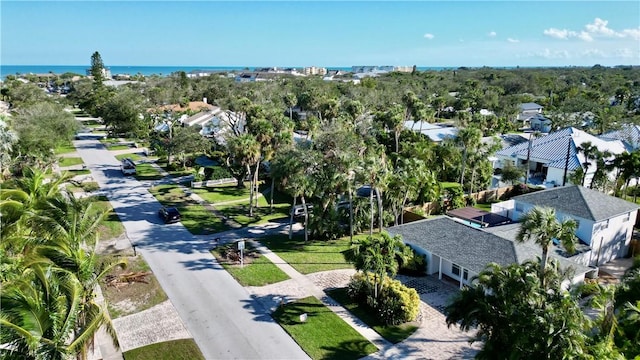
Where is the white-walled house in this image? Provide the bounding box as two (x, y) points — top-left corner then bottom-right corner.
(495, 127), (627, 188)
(600, 124), (640, 151)
(491, 185), (639, 266)
(386, 216), (590, 288)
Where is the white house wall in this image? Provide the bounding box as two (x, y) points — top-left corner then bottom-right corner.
(588, 211), (637, 265)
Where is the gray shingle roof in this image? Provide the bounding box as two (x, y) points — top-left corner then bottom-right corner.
(387, 216), (592, 276)
(387, 217), (518, 274)
(512, 185), (639, 222)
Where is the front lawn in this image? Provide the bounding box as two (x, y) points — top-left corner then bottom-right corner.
(123, 339), (204, 360)
(107, 145), (131, 150)
(116, 153), (144, 162)
(54, 143), (76, 154)
(473, 203), (492, 212)
(91, 195), (126, 242)
(191, 182), (252, 204)
(58, 157), (84, 167)
(326, 287), (419, 344)
(212, 241), (289, 286)
(149, 184), (227, 235)
(258, 234), (354, 274)
(272, 296), (378, 360)
(135, 163), (164, 181)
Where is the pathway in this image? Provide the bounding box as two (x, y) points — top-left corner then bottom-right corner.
(84, 148), (478, 359)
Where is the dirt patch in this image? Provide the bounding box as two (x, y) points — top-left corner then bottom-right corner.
(597, 270), (619, 285)
(212, 243), (260, 266)
(101, 256), (168, 318)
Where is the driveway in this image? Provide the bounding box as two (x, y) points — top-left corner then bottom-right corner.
(74, 139), (308, 359)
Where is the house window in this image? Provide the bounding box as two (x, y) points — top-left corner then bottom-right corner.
(515, 203), (523, 212)
(452, 264), (461, 277)
(623, 213), (630, 223)
(601, 219), (609, 230)
(463, 269), (469, 281)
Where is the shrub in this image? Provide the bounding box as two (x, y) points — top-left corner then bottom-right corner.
(399, 250), (427, 276)
(81, 181), (100, 192)
(376, 278), (420, 325)
(347, 273), (420, 325)
(347, 272), (374, 303)
(204, 166), (233, 180)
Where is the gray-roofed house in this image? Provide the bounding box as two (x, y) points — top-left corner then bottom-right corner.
(386, 216), (591, 289)
(491, 185), (639, 266)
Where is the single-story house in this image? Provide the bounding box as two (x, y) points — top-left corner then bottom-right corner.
(491, 185), (639, 266)
(403, 121), (459, 143)
(387, 216), (591, 289)
(495, 127), (626, 188)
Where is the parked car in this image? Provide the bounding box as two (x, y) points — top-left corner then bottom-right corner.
(158, 206), (181, 224)
(290, 203), (313, 218)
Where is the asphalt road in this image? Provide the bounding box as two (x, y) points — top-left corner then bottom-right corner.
(74, 139), (309, 360)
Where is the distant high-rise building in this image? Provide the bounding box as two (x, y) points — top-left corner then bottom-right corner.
(303, 66), (327, 76)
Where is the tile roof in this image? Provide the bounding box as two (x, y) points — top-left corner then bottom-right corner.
(496, 127), (626, 170)
(512, 185), (640, 222)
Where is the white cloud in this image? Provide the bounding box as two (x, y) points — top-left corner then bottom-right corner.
(621, 28), (640, 40)
(535, 48), (570, 59)
(507, 38), (520, 43)
(543, 18), (640, 41)
(488, 31), (497, 37)
(585, 18), (616, 37)
(423, 33), (434, 40)
(543, 28), (571, 39)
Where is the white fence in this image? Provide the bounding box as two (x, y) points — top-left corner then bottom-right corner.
(191, 178), (237, 188)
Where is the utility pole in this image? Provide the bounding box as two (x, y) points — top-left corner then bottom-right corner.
(525, 133), (533, 184)
(562, 136), (571, 186)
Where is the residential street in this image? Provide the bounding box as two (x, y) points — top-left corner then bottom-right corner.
(74, 139), (309, 360)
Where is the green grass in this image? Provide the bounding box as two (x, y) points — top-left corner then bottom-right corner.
(258, 234), (354, 274)
(212, 242), (289, 286)
(473, 203), (492, 212)
(326, 288), (419, 344)
(135, 163), (164, 181)
(273, 296), (378, 360)
(91, 195), (125, 242)
(100, 138), (121, 144)
(440, 182), (462, 190)
(116, 153), (144, 162)
(107, 145), (131, 150)
(149, 184), (227, 235)
(123, 339), (205, 360)
(191, 182), (263, 201)
(66, 169), (91, 176)
(58, 157), (84, 167)
(191, 182), (252, 204)
(54, 143), (76, 155)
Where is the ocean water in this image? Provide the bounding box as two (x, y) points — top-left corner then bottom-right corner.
(1, 65), (453, 79)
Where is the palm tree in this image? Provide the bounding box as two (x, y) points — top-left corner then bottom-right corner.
(226, 134), (261, 216)
(456, 126), (482, 188)
(344, 232), (407, 298)
(283, 93), (297, 121)
(577, 141), (598, 187)
(445, 260), (589, 359)
(515, 206), (578, 286)
(0, 265), (117, 360)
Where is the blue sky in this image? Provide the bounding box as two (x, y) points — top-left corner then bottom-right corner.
(2, 1), (639, 67)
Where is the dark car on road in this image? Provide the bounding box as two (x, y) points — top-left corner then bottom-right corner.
(158, 206), (181, 224)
